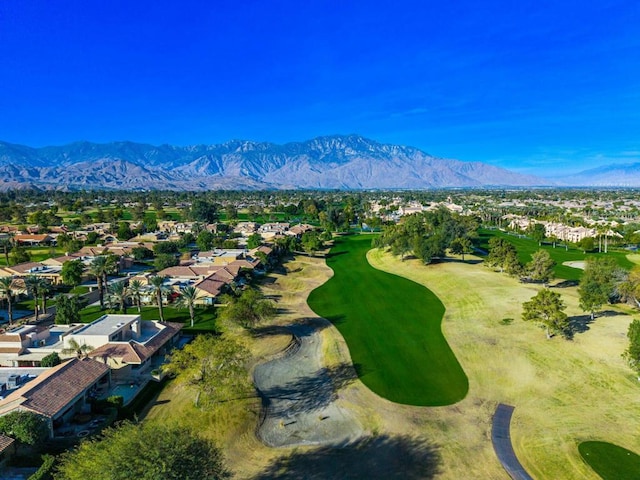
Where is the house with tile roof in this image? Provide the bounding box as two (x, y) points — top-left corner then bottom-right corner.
(71, 315), (182, 382)
(0, 358), (110, 437)
(0, 434), (15, 468)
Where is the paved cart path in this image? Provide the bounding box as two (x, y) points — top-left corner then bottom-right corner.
(492, 404), (534, 480)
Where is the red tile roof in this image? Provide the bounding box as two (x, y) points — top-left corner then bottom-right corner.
(0, 358), (109, 418)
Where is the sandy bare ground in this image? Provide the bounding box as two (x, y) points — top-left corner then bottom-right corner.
(253, 319), (363, 447)
(563, 260), (586, 270)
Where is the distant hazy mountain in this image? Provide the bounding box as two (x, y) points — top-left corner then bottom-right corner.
(0, 135), (548, 190)
(557, 162), (640, 187)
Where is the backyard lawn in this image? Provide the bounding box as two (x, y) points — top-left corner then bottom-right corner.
(579, 441), (640, 480)
(478, 228), (635, 281)
(307, 234), (468, 406)
(79, 304), (218, 332)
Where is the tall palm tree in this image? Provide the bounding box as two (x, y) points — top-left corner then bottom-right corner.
(0, 276), (16, 326)
(176, 285), (200, 327)
(107, 281), (130, 313)
(89, 256), (108, 310)
(149, 275), (168, 322)
(39, 278), (52, 315)
(128, 279), (144, 313)
(24, 275), (42, 321)
(0, 238), (12, 267)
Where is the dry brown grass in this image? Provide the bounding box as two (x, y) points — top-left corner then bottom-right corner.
(365, 250), (640, 479)
(145, 250), (640, 479)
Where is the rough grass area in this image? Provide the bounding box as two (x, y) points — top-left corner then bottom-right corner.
(307, 235), (468, 406)
(368, 249), (640, 479)
(478, 229), (634, 280)
(579, 441), (640, 480)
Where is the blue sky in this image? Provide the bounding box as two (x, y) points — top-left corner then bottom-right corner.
(1, 0), (639, 176)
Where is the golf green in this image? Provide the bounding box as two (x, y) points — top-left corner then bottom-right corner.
(579, 441), (640, 480)
(308, 235), (468, 406)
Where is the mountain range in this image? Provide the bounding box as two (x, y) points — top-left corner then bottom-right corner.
(0, 135), (553, 191)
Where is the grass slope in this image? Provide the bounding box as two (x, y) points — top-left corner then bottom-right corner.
(307, 235), (468, 406)
(478, 229), (634, 281)
(368, 249), (640, 479)
(579, 441), (640, 480)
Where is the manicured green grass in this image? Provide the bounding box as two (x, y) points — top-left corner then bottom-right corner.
(579, 441), (640, 480)
(478, 229), (634, 281)
(307, 234), (468, 406)
(78, 305), (218, 332)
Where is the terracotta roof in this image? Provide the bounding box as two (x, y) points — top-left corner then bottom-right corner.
(90, 343), (143, 364)
(0, 347), (24, 354)
(14, 234), (51, 242)
(0, 358), (109, 418)
(158, 266), (215, 278)
(194, 278), (226, 297)
(228, 259), (259, 270)
(0, 434), (15, 452)
(89, 322), (182, 365)
(5, 262), (46, 274)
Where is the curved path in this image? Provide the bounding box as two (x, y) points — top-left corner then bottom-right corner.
(253, 319), (363, 448)
(492, 404), (534, 480)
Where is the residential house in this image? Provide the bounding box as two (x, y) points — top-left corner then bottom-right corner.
(13, 234), (53, 246)
(0, 358), (110, 437)
(0, 262), (63, 285)
(0, 434), (15, 469)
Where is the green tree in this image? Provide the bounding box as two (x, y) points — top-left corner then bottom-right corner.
(529, 223), (547, 245)
(176, 285), (200, 327)
(219, 288), (276, 328)
(301, 231), (323, 257)
(117, 222), (133, 241)
(25, 276), (51, 322)
(578, 257), (618, 320)
(486, 237), (518, 273)
(196, 230), (214, 252)
(577, 236), (595, 253)
(149, 275), (169, 322)
(11, 245), (31, 265)
(189, 200), (218, 223)
(0, 238), (12, 266)
(55, 422), (230, 480)
(128, 279), (144, 313)
(61, 259), (84, 287)
(623, 319), (640, 375)
(89, 256), (109, 310)
(0, 276), (16, 325)
(0, 411), (49, 446)
(131, 246), (154, 261)
(246, 233), (262, 250)
(164, 334), (250, 406)
(153, 241), (180, 255)
(527, 249), (556, 285)
(107, 281), (129, 313)
(154, 253), (179, 271)
(449, 236), (473, 261)
(522, 288), (569, 339)
(40, 351), (61, 367)
(54, 294), (82, 325)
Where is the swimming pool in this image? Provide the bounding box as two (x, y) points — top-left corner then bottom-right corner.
(109, 383), (141, 406)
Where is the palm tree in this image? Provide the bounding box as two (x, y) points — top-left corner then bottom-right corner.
(89, 256), (108, 310)
(149, 275), (168, 322)
(128, 279), (144, 313)
(39, 278), (52, 315)
(107, 281), (130, 313)
(176, 285), (200, 327)
(0, 238), (12, 267)
(0, 276), (16, 326)
(24, 275), (42, 321)
(61, 338), (94, 359)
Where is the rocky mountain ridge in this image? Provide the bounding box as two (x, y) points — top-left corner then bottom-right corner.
(0, 135), (549, 190)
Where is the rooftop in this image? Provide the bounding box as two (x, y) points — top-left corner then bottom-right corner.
(71, 314), (140, 337)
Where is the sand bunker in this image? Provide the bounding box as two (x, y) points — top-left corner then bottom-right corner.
(253, 320), (363, 448)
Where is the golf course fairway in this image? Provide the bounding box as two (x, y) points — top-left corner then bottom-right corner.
(308, 234), (468, 406)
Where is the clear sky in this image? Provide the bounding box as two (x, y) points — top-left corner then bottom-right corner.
(1, 0), (639, 176)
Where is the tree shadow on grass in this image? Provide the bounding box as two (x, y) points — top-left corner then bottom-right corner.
(260, 363), (357, 416)
(551, 280), (579, 288)
(252, 435), (441, 480)
(567, 309), (628, 337)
